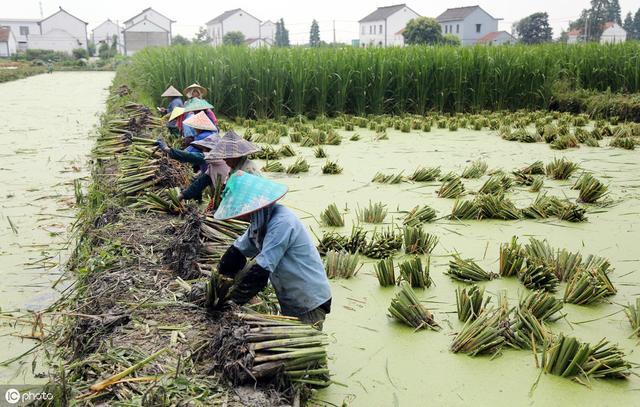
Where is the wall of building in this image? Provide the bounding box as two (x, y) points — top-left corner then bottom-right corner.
(386, 6), (419, 46)
(600, 25), (626, 44)
(0, 20), (40, 50)
(261, 22), (276, 42)
(359, 20), (385, 47)
(29, 29), (82, 53)
(127, 9), (171, 32)
(40, 11), (87, 50)
(461, 8), (497, 46)
(208, 11), (260, 46)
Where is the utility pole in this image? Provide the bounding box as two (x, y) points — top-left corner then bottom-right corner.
(39, 1), (43, 18)
(333, 20), (336, 44)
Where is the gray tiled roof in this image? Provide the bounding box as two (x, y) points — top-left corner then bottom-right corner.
(436, 6), (480, 22)
(359, 4), (407, 23)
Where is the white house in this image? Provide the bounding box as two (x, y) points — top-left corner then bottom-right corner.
(435, 6), (500, 46)
(567, 29), (582, 44)
(260, 20), (276, 44)
(28, 7), (88, 52)
(0, 18), (40, 52)
(123, 8), (174, 56)
(246, 37), (271, 48)
(92, 19), (123, 54)
(0, 26), (17, 56)
(600, 22), (626, 44)
(206, 9), (261, 46)
(358, 4), (420, 47)
(477, 30), (516, 45)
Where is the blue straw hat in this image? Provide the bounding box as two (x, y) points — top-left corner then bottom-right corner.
(214, 171), (288, 220)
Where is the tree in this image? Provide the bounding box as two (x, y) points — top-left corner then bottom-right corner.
(193, 26), (212, 44)
(515, 12), (553, 44)
(606, 0), (622, 24)
(623, 12), (634, 37)
(72, 48), (88, 59)
(87, 41), (96, 56)
(441, 34), (461, 46)
(402, 17), (442, 45)
(172, 35), (191, 45)
(634, 9), (640, 40)
(223, 31), (245, 46)
(275, 19), (290, 47)
(309, 19), (320, 47)
(569, 1), (620, 42)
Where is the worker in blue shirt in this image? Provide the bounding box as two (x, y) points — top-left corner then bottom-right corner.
(159, 86), (184, 136)
(211, 171), (332, 330)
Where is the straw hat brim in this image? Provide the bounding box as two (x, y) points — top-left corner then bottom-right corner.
(168, 107), (185, 122)
(184, 84), (208, 97)
(183, 112), (216, 131)
(214, 171), (288, 220)
(161, 85), (183, 97)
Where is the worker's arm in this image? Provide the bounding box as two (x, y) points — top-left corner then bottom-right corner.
(168, 148), (205, 165)
(180, 172), (211, 201)
(217, 246), (247, 278)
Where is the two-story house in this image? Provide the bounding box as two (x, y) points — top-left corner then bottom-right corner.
(0, 18), (40, 52)
(358, 4), (420, 47)
(206, 9), (261, 47)
(92, 19), (123, 54)
(122, 8), (174, 56)
(435, 6), (500, 46)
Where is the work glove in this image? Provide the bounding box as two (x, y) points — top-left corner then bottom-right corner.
(181, 136), (194, 149)
(218, 246), (247, 278)
(154, 137), (169, 151)
(227, 264), (270, 306)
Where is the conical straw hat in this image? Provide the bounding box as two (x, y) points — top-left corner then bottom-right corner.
(168, 106), (185, 122)
(204, 130), (260, 161)
(183, 83), (208, 98)
(183, 98), (214, 113)
(161, 85), (183, 97)
(183, 111), (216, 131)
(190, 135), (221, 150)
(214, 171), (288, 220)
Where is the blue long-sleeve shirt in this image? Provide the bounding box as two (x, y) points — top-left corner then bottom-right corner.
(233, 204), (332, 316)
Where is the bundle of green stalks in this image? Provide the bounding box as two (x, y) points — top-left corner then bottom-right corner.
(449, 199), (481, 220)
(519, 161), (545, 175)
(388, 282), (440, 331)
(361, 227), (403, 259)
(320, 203), (344, 227)
(584, 339), (632, 379)
(554, 249), (583, 281)
(403, 226), (438, 254)
(609, 136), (636, 150)
(213, 313), (330, 386)
(530, 176), (544, 192)
(461, 160), (488, 179)
(563, 268), (610, 305)
(375, 257), (396, 286)
(399, 256), (433, 288)
(262, 160), (285, 172)
(324, 250), (360, 279)
(476, 193), (522, 220)
(447, 254), (498, 282)
(519, 261), (559, 292)
(358, 201), (387, 223)
(518, 290), (564, 322)
(545, 157), (579, 180)
(499, 237), (525, 277)
(582, 255), (616, 295)
(408, 166), (441, 182)
(253, 132), (281, 144)
(403, 205), (437, 226)
(350, 133), (361, 141)
(574, 174), (608, 203)
(478, 174), (513, 195)
(314, 146), (327, 158)
(133, 187), (185, 214)
(624, 298), (640, 337)
(438, 176), (465, 198)
(316, 231), (348, 255)
(522, 195), (587, 222)
(510, 307), (553, 350)
(278, 144), (296, 157)
(322, 161), (343, 174)
(451, 309), (505, 356)
(286, 157), (310, 174)
(456, 285), (486, 322)
(550, 134), (580, 150)
(252, 145), (280, 160)
(372, 171), (405, 184)
(439, 172), (458, 182)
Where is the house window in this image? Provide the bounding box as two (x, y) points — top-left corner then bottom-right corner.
(476, 24), (482, 33)
(19, 26), (29, 35)
(456, 24), (459, 33)
(369, 26), (372, 34)
(361, 25), (365, 34)
(444, 25), (448, 34)
(379, 24), (383, 34)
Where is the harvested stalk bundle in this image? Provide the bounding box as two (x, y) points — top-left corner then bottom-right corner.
(449, 199), (481, 220)
(456, 285), (486, 322)
(324, 250), (360, 279)
(554, 249), (583, 282)
(349, 134), (361, 141)
(320, 203), (344, 227)
(476, 193), (521, 220)
(438, 176), (465, 198)
(451, 309), (505, 356)
(529, 176), (544, 192)
(286, 158), (310, 174)
(478, 174), (513, 195)
(372, 172), (405, 184)
(541, 334), (591, 378)
(262, 161), (285, 173)
(584, 339), (632, 379)
(374, 131), (388, 141)
(314, 146), (327, 158)
(550, 134), (580, 150)
(206, 272), (234, 308)
(522, 195), (553, 219)
(316, 231), (348, 255)
(408, 166), (441, 182)
(510, 308), (553, 350)
(439, 172), (458, 182)
(447, 254), (498, 282)
(609, 136), (635, 150)
(344, 226), (369, 254)
(253, 132), (280, 144)
(403, 226), (438, 254)
(545, 157), (579, 180)
(582, 254), (616, 296)
(461, 160), (488, 179)
(524, 237), (555, 265)
(547, 197), (587, 222)
(252, 145), (280, 160)
(563, 268), (610, 305)
(403, 205), (437, 226)
(357, 201), (387, 224)
(321, 161), (343, 174)
(519, 261), (559, 292)
(577, 175), (608, 203)
(211, 313), (330, 387)
(518, 290), (563, 322)
(519, 161), (545, 175)
(399, 256), (433, 288)
(361, 227), (402, 259)
(133, 187), (185, 214)
(375, 257), (396, 286)
(388, 282), (440, 331)
(499, 237), (525, 277)
(278, 144), (296, 157)
(624, 298), (640, 337)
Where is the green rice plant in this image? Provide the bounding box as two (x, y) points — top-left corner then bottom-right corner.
(320, 203), (344, 227)
(314, 146), (327, 158)
(461, 160), (488, 179)
(374, 257), (396, 287)
(545, 157), (579, 180)
(324, 250), (360, 279)
(403, 205), (437, 226)
(357, 201), (387, 224)
(449, 199), (481, 220)
(286, 157), (310, 174)
(563, 268), (610, 305)
(609, 136), (635, 150)
(372, 171), (404, 184)
(476, 193), (522, 220)
(399, 256), (433, 288)
(451, 309), (505, 356)
(388, 282), (440, 331)
(438, 176), (465, 198)
(261, 161), (284, 172)
(321, 160), (343, 174)
(278, 144), (296, 157)
(529, 176), (544, 192)
(624, 298), (640, 337)
(499, 237), (525, 277)
(456, 285), (486, 322)
(519, 261), (559, 292)
(518, 290), (564, 323)
(408, 166), (441, 182)
(362, 227), (403, 259)
(447, 254), (498, 282)
(403, 226), (438, 254)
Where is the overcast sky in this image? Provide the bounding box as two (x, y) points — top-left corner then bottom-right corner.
(3, 0), (639, 43)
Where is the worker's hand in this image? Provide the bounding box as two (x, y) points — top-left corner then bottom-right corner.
(154, 138), (169, 152)
(181, 136), (194, 149)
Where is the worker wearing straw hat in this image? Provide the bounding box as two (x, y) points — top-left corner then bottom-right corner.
(159, 86), (184, 135)
(183, 83), (207, 100)
(180, 98), (219, 146)
(211, 171), (332, 330)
